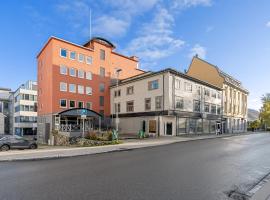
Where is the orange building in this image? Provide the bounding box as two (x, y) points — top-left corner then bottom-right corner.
(37, 36), (144, 143)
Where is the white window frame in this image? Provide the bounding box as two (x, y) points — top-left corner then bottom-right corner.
(86, 56), (92, 64)
(69, 84), (76, 93)
(78, 54), (85, 63)
(86, 72), (92, 80)
(78, 85), (84, 94)
(185, 82), (192, 92)
(86, 87), (92, 95)
(60, 82), (67, 92)
(60, 65), (67, 75)
(69, 68), (76, 77)
(60, 99), (67, 108)
(70, 51), (76, 60)
(69, 100), (76, 108)
(60, 48), (68, 58)
(78, 70), (85, 79)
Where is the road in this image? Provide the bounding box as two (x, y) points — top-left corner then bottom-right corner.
(1, 133), (270, 200)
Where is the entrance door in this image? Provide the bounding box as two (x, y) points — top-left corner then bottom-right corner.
(216, 122), (221, 134)
(166, 122), (173, 135)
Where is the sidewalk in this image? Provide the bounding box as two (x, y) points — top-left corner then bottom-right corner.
(0, 133), (253, 162)
(250, 174), (270, 200)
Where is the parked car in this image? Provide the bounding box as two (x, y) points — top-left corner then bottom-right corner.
(0, 135), (38, 151)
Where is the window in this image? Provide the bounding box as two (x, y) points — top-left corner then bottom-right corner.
(217, 93), (221, 99)
(114, 90), (121, 97)
(175, 96), (184, 109)
(24, 94), (29, 100)
(212, 91), (217, 98)
(175, 79), (181, 89)
(99, 83), (105, 92)
(217, 105), (221, 114)
(127, 86), (134, 95)
(100, 96), (104, 106)
(100, 49), (105, 60)
(114, 103), (121, 113)
(155, 96), (162, 110)
(86, 72), (92, 80)
(78, 85), (84, 94)
(86, 102), (92, 109)
(126, 101), (134, 112)
(145, 98), (151, 111)
(70, 51), (76, 60)
(78, 70), (84, 78)
(60, 65), (67, 75)
(60, 99), (67, 108)
(86, 56), (92, 64)
(149, 120), (156, 133)
(204, 103), (210, 113)
(86, 87), (92, 95)
(69, 84), (76, 93)
(185, 82), (192, 92)
(69, 100), (75, 108)
(204, 89), (210, 96)
(69, 68), (76, 77)
(78, 101), (84, 108)
(100, 67), (105, 77)
(148, 80), (159, 90)
(211, 104), (217, 114)
(60, 48), (67, 58)
(193, 100), (201, 112)
(60, 82), (67, 92)
(78, 54), (85, 62)
(196, 85), (201, 95)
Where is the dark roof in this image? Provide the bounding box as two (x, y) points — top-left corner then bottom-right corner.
(83, 37), (116, 49)
(58, 108), (102, 117)
(111, 68), (223, 91)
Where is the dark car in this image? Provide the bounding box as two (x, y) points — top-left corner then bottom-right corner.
(0, 135), (38, 151)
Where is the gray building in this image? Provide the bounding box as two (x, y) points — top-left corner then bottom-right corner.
(0, 87), (12, 134)
(110, 68), (223, 136)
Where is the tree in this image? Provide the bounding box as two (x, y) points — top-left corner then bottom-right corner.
(260, 100), (270, 128)
(261, 93), (270, 104)
(249, 120), (260, 131)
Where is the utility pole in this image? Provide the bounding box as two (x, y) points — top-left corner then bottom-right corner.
(115, 68), (122, 132)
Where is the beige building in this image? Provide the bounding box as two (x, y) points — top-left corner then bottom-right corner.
(110, 68), (222, 136)
(187, 56), (248, 133)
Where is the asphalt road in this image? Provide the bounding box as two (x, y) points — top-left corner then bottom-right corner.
(1, 133), (270, 200)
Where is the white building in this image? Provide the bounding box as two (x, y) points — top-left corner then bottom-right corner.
(0, 87), (12, 134)
(12, 81), (38, 136)
(110, 68), (222, 136)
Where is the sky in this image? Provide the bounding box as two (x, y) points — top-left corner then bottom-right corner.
(0, 0), (270, 111)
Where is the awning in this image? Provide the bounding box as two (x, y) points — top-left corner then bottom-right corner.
(58, 108), (102, 118)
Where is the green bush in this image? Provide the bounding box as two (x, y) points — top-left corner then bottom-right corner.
(85, 132), (98, 140)
(106, 131), (113, 141)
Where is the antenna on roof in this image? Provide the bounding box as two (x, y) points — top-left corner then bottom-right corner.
(89, 8), (92, 40)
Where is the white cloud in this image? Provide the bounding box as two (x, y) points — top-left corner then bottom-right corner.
(124, 7), (185, 68)
(266, 21), (270, 28)
(171, 0), (212, 9)
(248, 98), (262, 111)
(189, 44), (207, 59)
(93, 16), (129, 37)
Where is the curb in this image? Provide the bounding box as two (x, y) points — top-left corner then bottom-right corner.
(0, 132), (257, 162)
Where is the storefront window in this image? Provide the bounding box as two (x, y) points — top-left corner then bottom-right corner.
(210, 120), (216, 133)
(189, 119), (196, 134)
(177, 118), (186, 134)
(203, 120), (210, 133)
(196, 119), (203, 133)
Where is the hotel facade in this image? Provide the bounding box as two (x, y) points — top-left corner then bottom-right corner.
(110, 68), (223, 136)
(37, 37), (144, 143)
(187, 56), (248, 133)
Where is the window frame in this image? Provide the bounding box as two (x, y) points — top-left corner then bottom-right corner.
(60, 48), (67, 58)
(126, 86), (134, 95)
(78, 53), (85, 63)
(175, 96), (184, 109)
(148, 80), (159, 90)
(69, 84), (76, 93)
(60, 82), (67, 92)
(145, 98), (151, 111)
(60, 99), (67, 108)
(69, 100), (76, 108)
(78, 69), (85, 79)
(78, 85), (84, 94)
(69, 68), (76, 77)
(126, 101), (134, 112)
(193, 100), (201, 112)
(86, 86), (92, 95)
(78, 101), (84, 108)
(70, 51), (76, 60)
(86, 71), (92, 80)
(86, 56), (92, 64)
(60, 65), (67, 75)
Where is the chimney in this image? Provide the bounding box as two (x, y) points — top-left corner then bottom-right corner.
(130, 56), (139, 62)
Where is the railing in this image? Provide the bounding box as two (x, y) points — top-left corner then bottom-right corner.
(59, 124), (93, 132)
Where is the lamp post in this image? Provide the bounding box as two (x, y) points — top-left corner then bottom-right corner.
(115, 68), (122, 132)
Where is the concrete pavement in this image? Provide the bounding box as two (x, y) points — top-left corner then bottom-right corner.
(0, 132), (255, 162)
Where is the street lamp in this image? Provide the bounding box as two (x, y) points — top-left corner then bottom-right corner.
(115, 68), (122, 133)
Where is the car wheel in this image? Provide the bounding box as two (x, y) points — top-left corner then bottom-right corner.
(1, 145), (10, 151)
(29, 144), (37, 149)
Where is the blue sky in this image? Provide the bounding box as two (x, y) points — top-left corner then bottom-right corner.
(0, 0), (269, 110)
